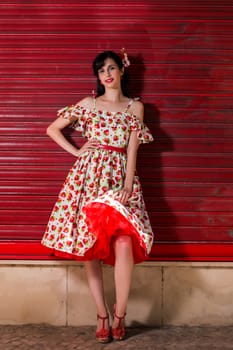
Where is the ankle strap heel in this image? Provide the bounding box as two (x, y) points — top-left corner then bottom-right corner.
(112, 306), (126, 341)
(96, 314), (111, 343)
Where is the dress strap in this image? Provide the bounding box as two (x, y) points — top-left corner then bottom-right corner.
(124, 99), (134, 113)
(92, 97), (97, 111)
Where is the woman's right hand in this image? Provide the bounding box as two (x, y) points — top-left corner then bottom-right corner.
(76, 138), (100, 157)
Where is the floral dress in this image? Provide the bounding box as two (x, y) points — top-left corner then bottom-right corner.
(41, 98), (154, 265)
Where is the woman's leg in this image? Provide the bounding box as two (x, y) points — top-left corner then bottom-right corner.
(112, 235), (134, 327)
(84, 259), (109, 331)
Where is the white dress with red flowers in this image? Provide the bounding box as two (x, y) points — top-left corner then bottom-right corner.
(41, 98), (154, 265)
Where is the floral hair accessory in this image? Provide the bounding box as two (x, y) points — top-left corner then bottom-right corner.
(121, 48), (131, 68)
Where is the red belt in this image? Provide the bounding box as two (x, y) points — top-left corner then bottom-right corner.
(98, 144), (127, 154)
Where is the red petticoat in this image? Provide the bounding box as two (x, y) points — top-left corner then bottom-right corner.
(50, 202), (147, 266)
(84, 201), (147, 265)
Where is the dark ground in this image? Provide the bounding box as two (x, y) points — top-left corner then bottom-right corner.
(0, 325), (232, 350)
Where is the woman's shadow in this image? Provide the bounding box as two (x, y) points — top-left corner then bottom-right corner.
(115, 52), (191, 332)
(128, 53), (177, 255)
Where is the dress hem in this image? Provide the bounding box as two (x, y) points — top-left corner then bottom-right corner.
(41, 243), (148, 266)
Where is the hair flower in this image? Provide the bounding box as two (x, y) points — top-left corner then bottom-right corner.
(121, 48), (131, 68)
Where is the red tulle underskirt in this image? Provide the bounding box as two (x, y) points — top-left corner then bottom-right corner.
(51, 202), (147, 266)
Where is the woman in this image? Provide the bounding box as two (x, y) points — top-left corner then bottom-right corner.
(41, 50), (154, 342)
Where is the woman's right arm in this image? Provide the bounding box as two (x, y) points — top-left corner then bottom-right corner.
(46, 116), (81, 157)
(47, 113), (100, 157)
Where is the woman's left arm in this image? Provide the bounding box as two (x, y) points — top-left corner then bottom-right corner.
(117, 101), (144, 205)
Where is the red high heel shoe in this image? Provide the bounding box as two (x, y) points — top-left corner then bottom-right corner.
(111, 306), (126, 341)
(96, 314), (111, 343)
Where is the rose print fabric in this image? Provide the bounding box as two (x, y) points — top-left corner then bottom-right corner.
(41, 99), (154, 265)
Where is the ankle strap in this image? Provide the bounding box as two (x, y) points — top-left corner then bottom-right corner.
(114, 311), (126, 328)
(97, 314), (109, 320)
(97, 314), (109, 330)
(114, 311), (126, 320)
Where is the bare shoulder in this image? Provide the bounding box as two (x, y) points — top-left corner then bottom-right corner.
(76, 96), (94, 110)
(130, 99), (144, 122)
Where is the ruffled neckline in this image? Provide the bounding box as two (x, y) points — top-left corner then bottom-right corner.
(75, 104), (144, 124)
(76, 104), (138, 119)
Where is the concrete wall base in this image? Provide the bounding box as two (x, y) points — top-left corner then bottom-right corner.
(0, 261), (232, 326)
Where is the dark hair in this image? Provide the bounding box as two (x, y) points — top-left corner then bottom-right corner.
(92, 50), (130, 97)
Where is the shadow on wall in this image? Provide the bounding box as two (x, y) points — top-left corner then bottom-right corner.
(128, 51), (178, 257)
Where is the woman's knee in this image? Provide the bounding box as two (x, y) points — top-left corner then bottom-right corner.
(114, 235), (132, 251)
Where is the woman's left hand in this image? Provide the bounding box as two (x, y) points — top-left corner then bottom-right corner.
(116, 187), (132, 205)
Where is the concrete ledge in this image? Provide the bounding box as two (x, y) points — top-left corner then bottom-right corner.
(0, 261), (232, 326)
(1, 260), (233, 267)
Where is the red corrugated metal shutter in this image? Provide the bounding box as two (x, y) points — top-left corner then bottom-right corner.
(0, 0), (233, 260)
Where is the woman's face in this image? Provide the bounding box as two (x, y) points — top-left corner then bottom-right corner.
(98, 58), (124, 89)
